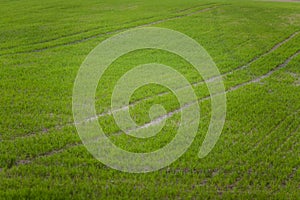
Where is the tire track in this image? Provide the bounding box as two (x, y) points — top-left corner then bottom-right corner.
(66, 32), (300, 126)
(6, 30), (299, 141)
(1, 50), (299, 172)
(0, 3), (218, 52)
(228, 50), (300, 92)
(0, 17), (154, 51)
(14, 142), (81, 167)
(93, 50), (300, 134)
(207, 51), (300, 185)
(194, 31), (300, 86)
(0, 6), (218, 56)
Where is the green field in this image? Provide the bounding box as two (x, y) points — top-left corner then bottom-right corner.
(1, 0), (300, 199)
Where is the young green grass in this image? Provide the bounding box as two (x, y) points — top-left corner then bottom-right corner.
(0, 0), (300, 199)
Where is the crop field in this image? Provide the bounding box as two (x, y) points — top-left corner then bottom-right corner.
(0, 0), (300, 199)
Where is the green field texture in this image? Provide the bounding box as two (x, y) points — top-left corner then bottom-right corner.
(0, 0), (300, 199)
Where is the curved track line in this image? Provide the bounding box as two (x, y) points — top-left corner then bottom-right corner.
(0, 3), (218, 52)
(1, 50), (299, 171)
(0, 6), (218, 56)
(6, 30), (299, 141)
(0, 17), (155, 51)
(14, 142), (81, 166)
(198, 31), (300, 86)
(228, 51), (300, 92)
(74, 31), (300, 124)
(87, 50), (300, 134)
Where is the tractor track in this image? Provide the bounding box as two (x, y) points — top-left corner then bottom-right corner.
(5, 31), (299, 141)
(1, 50), (299, 171)
(0, 6), (218, 56)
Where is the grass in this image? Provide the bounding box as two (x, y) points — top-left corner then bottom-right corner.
(0, 0), (300, 199)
